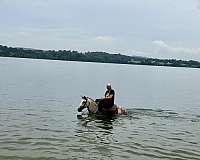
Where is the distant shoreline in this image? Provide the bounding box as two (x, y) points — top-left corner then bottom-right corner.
(1, 45), (200, 69)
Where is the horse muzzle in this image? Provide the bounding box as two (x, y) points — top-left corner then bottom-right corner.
(78, 106), (84, 112)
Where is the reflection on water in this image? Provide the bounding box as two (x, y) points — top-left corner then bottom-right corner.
(77, 113), (117, 130)
(74, 108), (200, 160)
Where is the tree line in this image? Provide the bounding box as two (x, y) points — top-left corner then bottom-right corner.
(0, 45), (200, 68)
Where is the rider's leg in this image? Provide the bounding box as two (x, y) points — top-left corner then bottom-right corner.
(98, 99), (107, 112)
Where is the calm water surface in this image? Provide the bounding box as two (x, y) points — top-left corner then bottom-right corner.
(0, 57), (200, 160)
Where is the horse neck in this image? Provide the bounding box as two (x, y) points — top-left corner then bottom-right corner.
(87, 98), (98, 113)
(87, 98), (95, 106)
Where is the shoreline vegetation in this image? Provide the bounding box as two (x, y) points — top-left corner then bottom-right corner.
(0, 44), (200, 68)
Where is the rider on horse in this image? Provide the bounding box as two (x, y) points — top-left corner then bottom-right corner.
(78, 83), (127, 115)
(96, 83), (117, 113)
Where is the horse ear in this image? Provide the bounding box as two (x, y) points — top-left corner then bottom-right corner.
(82, 96), (86, 99)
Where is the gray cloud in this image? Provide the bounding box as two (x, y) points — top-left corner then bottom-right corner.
(152, 40), (200, 61)
(197, 0), (200, 9)
(94, 36), (115, 43)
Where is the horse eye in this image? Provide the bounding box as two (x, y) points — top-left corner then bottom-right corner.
(82, 100), (86, 103)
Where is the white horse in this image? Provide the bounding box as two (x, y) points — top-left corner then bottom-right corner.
(78, 96), (127, 115)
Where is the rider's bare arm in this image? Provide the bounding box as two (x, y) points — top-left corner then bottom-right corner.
(103, 94), (113, 100)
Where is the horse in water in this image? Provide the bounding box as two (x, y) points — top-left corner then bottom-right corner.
(78, 96), (127, 115)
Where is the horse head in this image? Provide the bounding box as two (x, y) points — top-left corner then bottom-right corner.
(78, 96), (88, 112)
(78, 96), (98, 113)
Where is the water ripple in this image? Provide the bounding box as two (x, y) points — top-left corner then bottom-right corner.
(0, 106), (200, 159)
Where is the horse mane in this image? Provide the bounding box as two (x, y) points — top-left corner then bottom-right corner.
(86, 97), (98, 113)
(87, 97), (95, 102)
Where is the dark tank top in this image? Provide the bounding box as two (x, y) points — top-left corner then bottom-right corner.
(105, 89), (115, 107)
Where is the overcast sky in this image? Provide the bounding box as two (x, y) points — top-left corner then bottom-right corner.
(0, 0), (200, 60)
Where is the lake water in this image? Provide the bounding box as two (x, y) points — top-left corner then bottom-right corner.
(0, 57), (200, 160)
